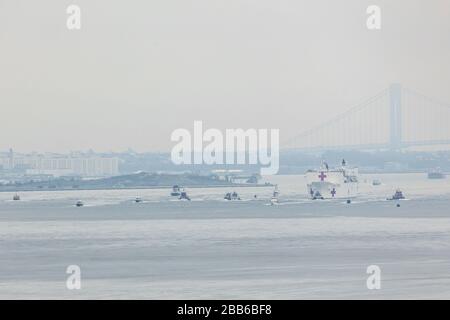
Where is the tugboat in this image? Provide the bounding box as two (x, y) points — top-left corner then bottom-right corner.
(134, 197), (143, 203)
(270, 185), (279, 205)
(387, 189), (405, 200)
(13, 193), (20, 201)
(310, 190), (324, 200)
(75, 200), (84, 207)
(179, 189), (191, 201)
(224, 192), (241, 201)
(171, 185), (181, 197)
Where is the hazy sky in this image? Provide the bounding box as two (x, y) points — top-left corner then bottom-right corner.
(1, 0), (450, 152)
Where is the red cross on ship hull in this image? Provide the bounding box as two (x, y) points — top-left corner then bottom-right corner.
(331, 188), (336, 197)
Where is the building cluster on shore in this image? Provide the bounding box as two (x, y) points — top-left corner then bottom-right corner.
(0, 149), (119, 177)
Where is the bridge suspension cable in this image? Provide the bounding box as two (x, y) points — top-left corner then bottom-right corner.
(283, 85), (450, 151)
(282, 87), (390, 150)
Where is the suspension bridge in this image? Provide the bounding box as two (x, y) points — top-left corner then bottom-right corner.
(282, 84), (450, 151)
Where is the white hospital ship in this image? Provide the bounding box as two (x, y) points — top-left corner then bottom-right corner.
(305, 160), (358, 200)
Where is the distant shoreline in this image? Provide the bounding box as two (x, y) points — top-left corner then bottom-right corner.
(0, 183), (274, 193)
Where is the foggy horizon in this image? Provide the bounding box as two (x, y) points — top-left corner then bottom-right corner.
(2, 0), (450, 153)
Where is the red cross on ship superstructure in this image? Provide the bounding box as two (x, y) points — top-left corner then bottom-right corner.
(318, 172), (327, 181)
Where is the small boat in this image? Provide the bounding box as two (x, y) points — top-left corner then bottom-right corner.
(134, 197), (143, 203)
(13, 193), (20, 201)
(75, 200), (84, 207)
(428, 169), (445, 179)
(171, 185), (181, 196)
(179, 189), (191, 201)
(270, 185), (279, 205)
(224, 192), (241, 201)
(387, 189), (405, 201)
(372, 179), (381, 186)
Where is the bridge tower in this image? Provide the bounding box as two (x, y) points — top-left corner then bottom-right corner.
(389, 83), (402, 149)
